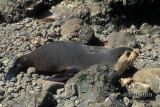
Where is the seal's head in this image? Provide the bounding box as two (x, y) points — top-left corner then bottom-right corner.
(114, 50), (139, 76)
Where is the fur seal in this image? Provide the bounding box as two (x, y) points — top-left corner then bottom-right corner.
(4, 41), (138, 82)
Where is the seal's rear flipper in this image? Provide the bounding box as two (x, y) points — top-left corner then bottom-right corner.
(45, 66), (82, 82)
(44, 76), (69, 83)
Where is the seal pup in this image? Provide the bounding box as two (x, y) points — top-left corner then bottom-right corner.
(4, 41), (138, 82)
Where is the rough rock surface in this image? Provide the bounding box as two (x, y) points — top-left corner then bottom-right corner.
(3, 91), (56, 107)
(132, 68), (160, 94)
(103, 30), (137, 48)
(60, 18), (94, 44)
(55, 64), (122, 107)
(37, 79), (65, 93)
(0, 0), (52, 23)
(95, 93), (126, 107)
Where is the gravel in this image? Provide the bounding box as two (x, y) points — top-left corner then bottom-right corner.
(0, 17), (160, 106)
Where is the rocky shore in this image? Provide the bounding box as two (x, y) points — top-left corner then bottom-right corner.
(1, 0), (160, 107)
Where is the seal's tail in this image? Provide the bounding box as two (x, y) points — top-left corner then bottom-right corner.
(4, 67), (21, 81)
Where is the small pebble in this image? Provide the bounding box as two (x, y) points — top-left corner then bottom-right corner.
(17, 74), (24, 80)
(64, 100), (75, 107)
(10, 77), (17, 82)
(32, 74), (39, 80)
(0, 81), (5, 86)
(70, 96), (77, 102)
(27, 73), (32, 77)
(57, 88), (65, 95)
(0, 96), (5, 102)
(0, 90), (5, 95)
(7, 95), (14, 100)
(32, 80), (37, 86)
(14, 93), (19, 98)
(8, 87), (14, 94)
(22, 76), (31, 83)
(39, 75), (45, 79)
(3, 59), (9, 66)
(0, 61), (3, 67)
(0, 74), (4, 78)
(27, 67), (36, 74)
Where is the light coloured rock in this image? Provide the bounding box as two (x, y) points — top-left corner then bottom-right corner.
(132, 102), (145, 107)
(22, 76), (31, 83)
(65, 83), (77, 99)
(150, 102), (160, 107)
(17, 36), (27, 41)
(17, 74), (24, 80)
(8, 87), (14, 94)
(133, 68), (160, 94)
(0, 33), (3, 37)
(3, 59), (9, 66)
(155, 38), (160, 45)
(152, 34), (159, 39)
(30, 37), (42, 48)
(64, 100), (75, 107)
(15, 85), (22, 93)
(27, 67), (36, 74)
(135, 35), (154, 44)
(0, 74), (4, 78)
(70, 96), (77, 102)
(75, 100), (80, 105)
(57, 88), (65, 95)
(140, 23), (152, 34)
(124, 97), (131, 106)
(37, 79), (65, 93)
(61, 18), (94, 45)
(16, 53), (23, 57)
(128, 82), (152, 99)
(0, 81), (5, 86)
(104, 30), (136, 48)
(32, 74), (39, 80)
(32, 80), (37, 86)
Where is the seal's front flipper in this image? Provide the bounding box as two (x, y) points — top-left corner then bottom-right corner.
(45, 66), (82, 82)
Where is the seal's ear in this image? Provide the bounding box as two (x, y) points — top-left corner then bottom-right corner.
(4, 64), (23, 81)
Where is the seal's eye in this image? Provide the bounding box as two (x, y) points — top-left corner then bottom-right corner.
(126, 51), (131, 57)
